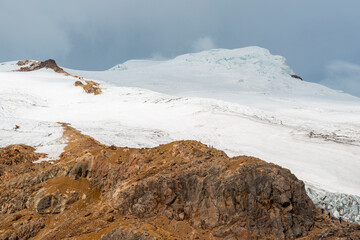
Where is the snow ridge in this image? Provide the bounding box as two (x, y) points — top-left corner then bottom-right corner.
(106, 47), (348, 98)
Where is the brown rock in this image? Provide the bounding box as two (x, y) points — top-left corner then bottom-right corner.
(0, 144), (46, 166)
(16, 59), (68, 75)
(101, 226), (157, 240)
(0, 124), (359, 239)
(106, 215), (114, 222)
(74, 80), (102, 95)
(11, 214), (23, 221)
(0, 219), (45, 240)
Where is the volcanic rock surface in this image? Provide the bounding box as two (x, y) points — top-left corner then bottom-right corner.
(0, 124), (359, 239)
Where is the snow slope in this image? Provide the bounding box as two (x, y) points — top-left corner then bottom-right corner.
(66, 47), (360, 147)
(0, 47), (359, 221)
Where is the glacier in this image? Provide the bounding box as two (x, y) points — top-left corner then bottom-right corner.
(307, 185), (360, 222)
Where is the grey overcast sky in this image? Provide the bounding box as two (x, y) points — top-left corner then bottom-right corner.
(1, 0), (360, 96)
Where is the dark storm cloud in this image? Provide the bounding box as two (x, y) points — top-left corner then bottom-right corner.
(1, 0), (359, 96)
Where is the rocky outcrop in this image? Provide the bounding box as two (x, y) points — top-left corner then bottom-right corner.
(15, 59), (102, 95)
(0, 144), (46, 166)
(74, 80), (102, 95)
(30, 190), (81, 214)
(0, 124), (359, 239)
(290, 74), (303, 80)
(0, 145), (47, 184)
(107, 156), (314, 238)
(16, 59), (69, 75)
(0, 219), (45, 240)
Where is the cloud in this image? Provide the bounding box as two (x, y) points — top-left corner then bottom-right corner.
(150, 52), (168, 61)
(192, 37), (216, 52)
(321, 61), (360, 97)
(0, 0), (360, 84)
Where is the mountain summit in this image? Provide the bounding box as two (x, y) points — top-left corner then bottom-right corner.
(102, 47), (343, 98)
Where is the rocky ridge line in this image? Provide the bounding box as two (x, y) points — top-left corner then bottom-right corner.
(16, 59), (102, 95)
(0, 124), (359, 239)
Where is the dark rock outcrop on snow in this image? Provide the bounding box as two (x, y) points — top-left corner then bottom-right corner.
(291, 74), (303, 80)
(16, 59), (69, 75)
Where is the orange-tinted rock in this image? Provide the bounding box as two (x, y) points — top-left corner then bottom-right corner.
(74, 80), (102, 95)
(0, 124), (359, 239)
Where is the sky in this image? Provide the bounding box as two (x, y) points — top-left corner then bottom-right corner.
(0, 0), (359, 96)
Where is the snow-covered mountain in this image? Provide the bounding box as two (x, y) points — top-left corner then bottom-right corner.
(1, 47), (359, 222)
(70, 46), (354, 98)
